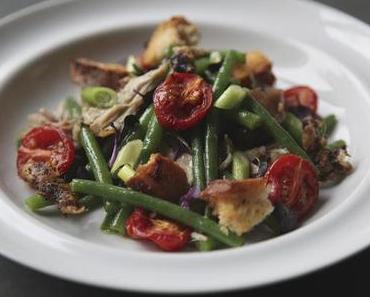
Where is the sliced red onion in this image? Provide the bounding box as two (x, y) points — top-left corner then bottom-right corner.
(180, 186), (200, 209)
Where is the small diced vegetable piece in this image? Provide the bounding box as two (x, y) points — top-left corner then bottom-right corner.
(118, 165), (136, 183)
(111, 139), (143, 174)
(81, 86), (118, 109)
(214, 85), (247, 110)
(64, 97), (82, 120)
(25, 194), (53, 211)
(232, 152), (250, 180)
(327, 139), (347, 151)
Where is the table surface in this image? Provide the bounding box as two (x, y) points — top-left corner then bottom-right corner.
(0, 0), (369, 296)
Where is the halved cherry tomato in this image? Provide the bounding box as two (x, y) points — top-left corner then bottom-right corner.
(283, 86), (318, 113)
(17, 126), (75, 176)
(153, 72), (213, 130)
(126, 208), (191, 251)
(266, 154), (319, 220)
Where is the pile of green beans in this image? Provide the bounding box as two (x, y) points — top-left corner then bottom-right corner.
(80, 126), (130, 235)
(136, 112), (163, 166)
(71, 179), (244, 247)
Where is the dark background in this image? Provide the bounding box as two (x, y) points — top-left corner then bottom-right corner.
(0, 0), (369, 296)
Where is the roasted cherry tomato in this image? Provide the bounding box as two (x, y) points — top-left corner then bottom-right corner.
(283, 86), (318, 113)
(17, 126), (75, 176)
(126, 208), (191, 251)
(153, 72), (213, 130)
(266, 154), (319, 220)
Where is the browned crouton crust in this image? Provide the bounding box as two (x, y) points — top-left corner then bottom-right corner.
(127, 154), (189, 201)
(70, 58), (128, 90)
(200, 178), (273, 235)
(141, 16), (199, 69)
(233, 50), (276, 88)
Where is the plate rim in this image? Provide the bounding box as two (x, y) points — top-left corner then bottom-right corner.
(1, 0), (370, 293)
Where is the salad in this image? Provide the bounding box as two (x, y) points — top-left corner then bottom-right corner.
(16, 16), (352, 252)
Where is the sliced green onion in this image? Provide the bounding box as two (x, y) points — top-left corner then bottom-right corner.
(214, 85), (247, 110)
(81, 86), (118, 109)
(25, 194), (53, 211)
(117, 165), (136, 183)
(209, 51), (223, 64)
(232, 152), (250, 180)
(111, 139), (143, 174)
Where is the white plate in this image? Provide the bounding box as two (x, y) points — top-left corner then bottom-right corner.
(1, 0), (370, 293)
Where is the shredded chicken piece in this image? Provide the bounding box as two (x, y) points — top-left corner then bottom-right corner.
(26, 108), (80, 146)
(200, 178), (273, 236)
(141, 16), (200, 69)
(70, 58), (128, 90)
(233, 50), (276, 88)
(19, 162), (84, 214)
(127, 154), (189, 201)
(83, 63), (168, 137)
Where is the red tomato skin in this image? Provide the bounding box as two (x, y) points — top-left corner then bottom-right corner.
(126, 209), (191, 251)
(153, 72), (213, 131)
(283, 86), (318, 113)
(17, 126), (75, 176)
(266, 154), (319, 220)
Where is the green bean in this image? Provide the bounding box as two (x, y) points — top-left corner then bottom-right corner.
(79, 195), (103, 211)
(80, 127), (127, 231)
(25, 193), (102, 212)
(327, 139), (347, 151)
(232, 152), (250, 180)
(214, 85), (247, 109)
(195, 236), (223, 251)
(139, 105), (154, 132)
(191, 125), (206, 190)
(205, 110), (219, 183)
(220, 50), (246, 64)
(136, 113), (163, 166)
(213, 50), (242, 99)
(226, 110), (262, 130)
(64, 97), (81, 120)
(80, 126), (112, 184)
(282, 112), (303, 145)
(244, 94), (313, 163)
(25, 194), (53, 211)
(71, 179), (244, 247)
(109, 206), (133, 235)
(101, 204), (120, 232)
(322, 114), (337, 137)
(194, 56), (211, 74)
(81, 86), (117, 109)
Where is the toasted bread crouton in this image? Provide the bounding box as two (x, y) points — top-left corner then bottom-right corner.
(70, 58), (128, 90)
(233, 50), (275, 88)
(200, 178), (273, 235)
(141, 16), (199, 69)
(127, 154), (189, 201)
